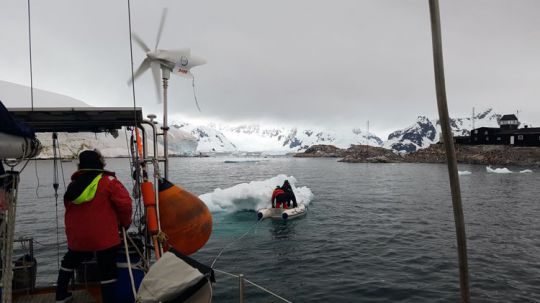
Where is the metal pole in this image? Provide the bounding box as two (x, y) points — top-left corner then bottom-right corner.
(472, 107), (475, 130)
(428, 1), (470, 302)
(2, 172), (20, 303)
(162, 68), (170, 179)
(238, 273), (245, 303)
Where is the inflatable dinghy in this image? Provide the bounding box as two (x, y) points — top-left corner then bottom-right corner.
(257, 203), (307, 221)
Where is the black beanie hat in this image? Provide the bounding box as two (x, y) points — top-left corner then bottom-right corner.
(78, 150), (104, 169)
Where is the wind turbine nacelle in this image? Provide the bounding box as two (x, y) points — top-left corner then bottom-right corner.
(173, 55), (207, 78)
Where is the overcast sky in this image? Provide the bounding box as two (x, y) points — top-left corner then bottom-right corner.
(1, 0), (539, 137)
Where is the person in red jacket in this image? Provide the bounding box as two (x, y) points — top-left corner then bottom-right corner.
(55, 149), (132, 303)
(271, 186), (288, 209)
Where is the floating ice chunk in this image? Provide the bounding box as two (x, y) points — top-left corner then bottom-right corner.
(519, 169), (533, 173)
(458, 171), (472, 175)
(199, 174), (313, 213)
(486, 166), (513, 174)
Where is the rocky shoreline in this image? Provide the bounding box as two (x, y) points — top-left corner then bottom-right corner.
(295, 144), (540, 166)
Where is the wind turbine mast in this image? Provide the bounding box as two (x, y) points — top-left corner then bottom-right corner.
(162, 68), (171, 178)
(128, 8), (207, 179)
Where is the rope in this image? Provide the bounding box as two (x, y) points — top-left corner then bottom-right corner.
(211, 220), (261, 268)
(34, 159), (42, 198)
(122, 227), (138, 299)
(126, 232), (149, 272)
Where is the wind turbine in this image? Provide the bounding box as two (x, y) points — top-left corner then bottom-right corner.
(128, 8), (206, 178)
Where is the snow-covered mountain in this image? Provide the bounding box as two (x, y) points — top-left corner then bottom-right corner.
(171, 121), (384, 153)
(1, 81), (511, 156)
(383, 108), (501, 153)
(172, 123), (236, 153)
(0, 80), (89, 108)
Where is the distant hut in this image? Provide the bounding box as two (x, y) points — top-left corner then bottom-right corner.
(466, 114), (540, 146)
(498, 114), (520, 130)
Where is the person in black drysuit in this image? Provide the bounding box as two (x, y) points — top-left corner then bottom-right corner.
(281, 180), (297, 208)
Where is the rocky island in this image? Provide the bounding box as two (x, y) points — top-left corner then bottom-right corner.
(295, 144), (540, 166)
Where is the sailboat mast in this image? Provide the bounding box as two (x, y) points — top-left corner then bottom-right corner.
(428, 1), (470, 302)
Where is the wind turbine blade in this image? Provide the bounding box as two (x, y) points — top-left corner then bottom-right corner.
(132, 33), (151, 53)
(156, 48), (190, 61)
(127, 58), (151, 85)
(154, 8), (168, 51)
(151, 61), (162, 103)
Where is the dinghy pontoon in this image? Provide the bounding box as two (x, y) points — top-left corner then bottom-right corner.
(257, 203), (307, 221)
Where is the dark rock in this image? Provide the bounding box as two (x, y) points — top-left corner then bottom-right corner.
(295, 143), (540, 166)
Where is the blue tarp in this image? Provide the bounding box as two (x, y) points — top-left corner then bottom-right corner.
(0, 100), (35, 138)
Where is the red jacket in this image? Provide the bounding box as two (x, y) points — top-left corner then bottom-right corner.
(271, 188), (285, 203)
(64, 170), (132, 251)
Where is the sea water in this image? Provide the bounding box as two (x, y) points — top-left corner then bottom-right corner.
(14, 157), (540, 302)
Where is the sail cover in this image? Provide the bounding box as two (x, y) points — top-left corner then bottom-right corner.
(0, 100), (35, 138)
(137, 248), (215, 303)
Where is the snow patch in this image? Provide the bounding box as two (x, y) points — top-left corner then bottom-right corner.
(458, 171), (472, 175)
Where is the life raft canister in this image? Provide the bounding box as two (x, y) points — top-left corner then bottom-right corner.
(158, 179), (212, 255)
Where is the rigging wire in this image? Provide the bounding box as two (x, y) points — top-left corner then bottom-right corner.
(26, 0), (34, 110)
(126, 0), (153, 264)
(212, 268), (292, 303)
(126, 128), (144, 233)
(210, 220), (261, 269)
(55, 136), (67, 190)
(126, 0), (139, 124)
(52, 133), (61, 270)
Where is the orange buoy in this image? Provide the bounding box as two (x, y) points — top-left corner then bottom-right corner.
(141, 181), (158, 235)
(158, 179), (212, 255)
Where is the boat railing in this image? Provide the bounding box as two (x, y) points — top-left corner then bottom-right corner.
(213, 268), (293, 303)
(0, 236), (37, 295)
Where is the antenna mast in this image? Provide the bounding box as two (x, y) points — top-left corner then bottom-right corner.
(367, 120), (370, 135)
(472, 107), (475, 130)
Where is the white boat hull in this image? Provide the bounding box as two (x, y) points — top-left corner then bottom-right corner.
(257, 203), (307, 221)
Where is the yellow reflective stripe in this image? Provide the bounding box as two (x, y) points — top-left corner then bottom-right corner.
(72, 173), (103, 204)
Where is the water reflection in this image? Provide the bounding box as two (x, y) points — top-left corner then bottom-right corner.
(269, 219), (298, 240)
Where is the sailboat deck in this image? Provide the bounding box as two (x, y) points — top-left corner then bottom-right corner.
(12, 284), (101, 303)
(14, 289), (98, 303)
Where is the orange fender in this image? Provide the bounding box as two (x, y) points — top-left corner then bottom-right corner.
(158, 179), (212, 255)
(141, 181), (158, 235)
